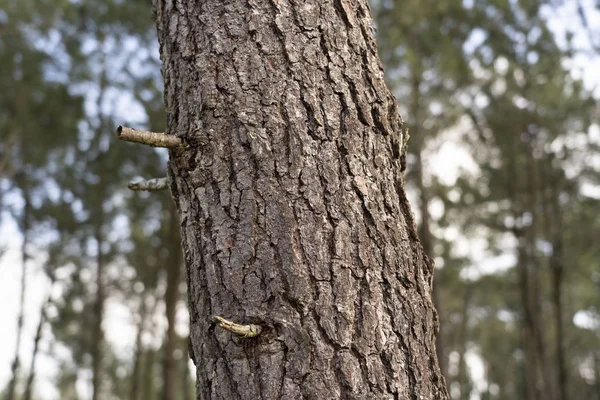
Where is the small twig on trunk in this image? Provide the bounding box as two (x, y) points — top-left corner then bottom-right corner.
(128, 177), (169, 191)
(213, 316), (262, 338)
(115, 126), (182, 148)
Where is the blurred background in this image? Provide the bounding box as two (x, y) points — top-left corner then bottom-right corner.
(0, 1), (598, 400)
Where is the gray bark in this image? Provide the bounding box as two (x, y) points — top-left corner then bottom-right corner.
(152, 1), (446, 398)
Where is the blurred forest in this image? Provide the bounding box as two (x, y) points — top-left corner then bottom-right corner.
(0, 1), (599, 400)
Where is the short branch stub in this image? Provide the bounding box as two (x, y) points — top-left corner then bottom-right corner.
(213, 316), (262, 338)
(116, 126), (182, 148)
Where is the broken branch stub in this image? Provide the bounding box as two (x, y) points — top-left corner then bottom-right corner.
(213, 316), (262, 338)
(128, 177), (169, 191)
(115, 126), (182, 148)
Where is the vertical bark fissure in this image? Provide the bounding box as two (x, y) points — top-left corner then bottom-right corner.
(153, 0), (446, 398)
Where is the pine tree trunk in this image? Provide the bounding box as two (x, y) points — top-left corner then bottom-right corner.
(153, 1), (446, 398)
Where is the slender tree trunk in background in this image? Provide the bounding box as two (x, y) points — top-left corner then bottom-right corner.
(414, 143), (445, 367)
(130, 297), (148, 400)
(550, 246), (566, 400)
(91, 226), (105, 400)
(6, 189), (30, 400)
(505, 137), (539, 400)
(91, 74), (111, 400)
(22, 272), (56, 400)
(143, 349), (157, 400)
(415, 148), (445, 380)
(163, 208), (183, 400)
(542, 155), (568, 400)
(523, 144), (552, 400)
(457, 285), (471, 400)
(182, 341), (193, 400)
(22, 305), (46, 400)
(153, 1), (446, 398)
(594, 352), (600, 400)
(143, 298), (161, 400)
(516, 244), (538, 400)
(409, 66), (446, 382)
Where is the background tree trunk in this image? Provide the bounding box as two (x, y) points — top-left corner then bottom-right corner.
(163, 208), (183, 400)
(153, 1), (446, 398)
(6, 186), (30, 400)
(91, 225), (105, 400)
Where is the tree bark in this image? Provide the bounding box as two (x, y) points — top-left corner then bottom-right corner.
(153, 1), (446, 398)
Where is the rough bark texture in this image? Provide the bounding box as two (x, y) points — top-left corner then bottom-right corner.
(153, 1), (446, 398)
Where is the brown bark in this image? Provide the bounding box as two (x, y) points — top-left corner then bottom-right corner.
(153, 1), (446, 398)
(163, 208), (183, 400)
